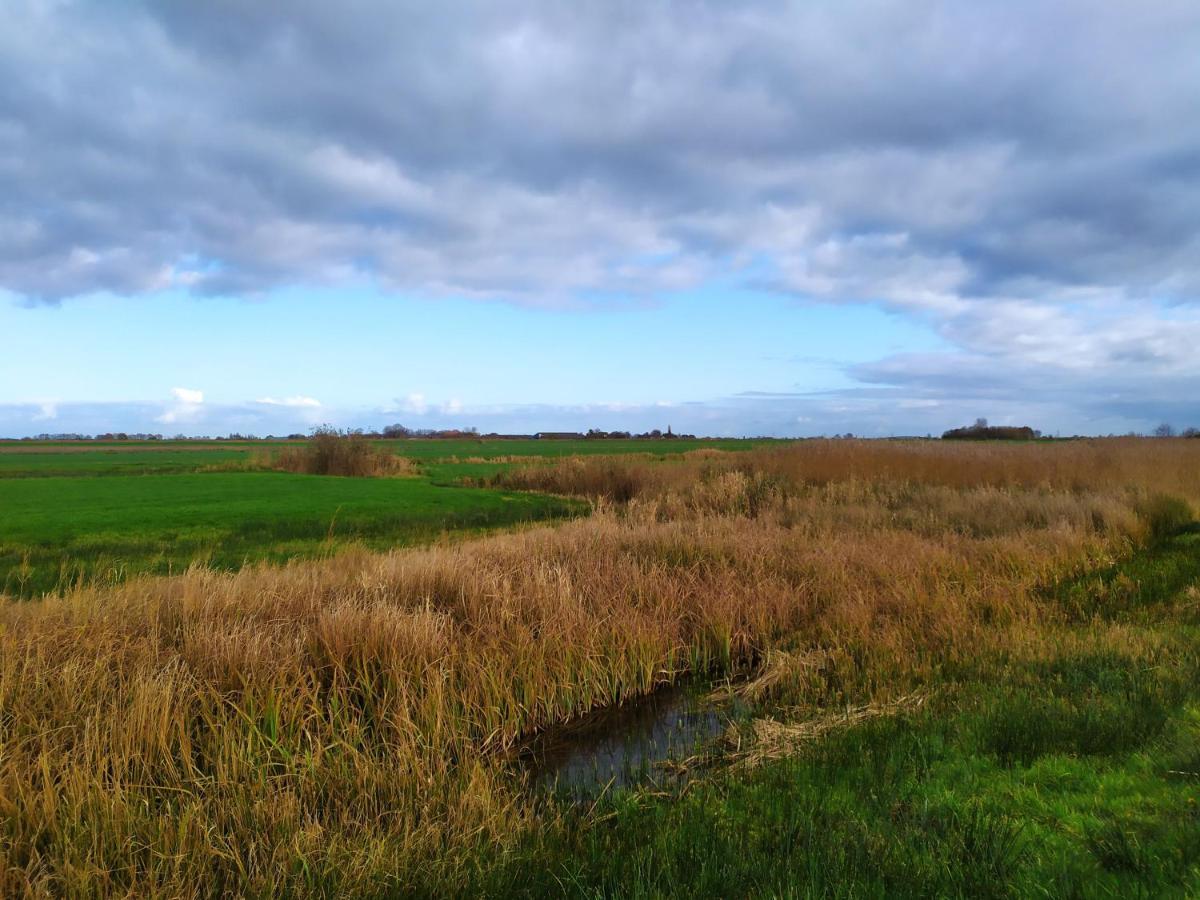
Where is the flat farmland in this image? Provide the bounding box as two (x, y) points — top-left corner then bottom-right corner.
(0, 446), (253, 477)
(5, 437), (1199, 897)
(0, 438), (765, 597)
(0, 437), (768, 477)
(0, 471), (580, 597)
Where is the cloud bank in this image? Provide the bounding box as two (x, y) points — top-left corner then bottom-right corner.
(3, 1), (1200, 431)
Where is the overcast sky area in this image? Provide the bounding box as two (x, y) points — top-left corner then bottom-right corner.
(3, 0), (1200, 437)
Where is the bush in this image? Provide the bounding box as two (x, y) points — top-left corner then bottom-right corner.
(272, 427), (414, 477)
(942, 424), (1038, 441)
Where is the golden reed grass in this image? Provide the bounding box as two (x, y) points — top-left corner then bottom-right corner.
(1, 439), (1198, 896)
(497, 436), (1200, 499)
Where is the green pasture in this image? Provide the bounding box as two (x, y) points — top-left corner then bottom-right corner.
(0, 447), (253, 477)
(0, 437), (770, 478)
(0, 437), (770, 597)
(0, 470), (581, 598)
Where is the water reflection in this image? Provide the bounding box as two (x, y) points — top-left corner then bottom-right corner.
(518, 683), (749, 801)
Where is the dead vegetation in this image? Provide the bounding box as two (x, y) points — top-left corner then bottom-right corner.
(497, 437), (1200, 498)
(725, 692), (930, 768)
(268, 427), (416, 476)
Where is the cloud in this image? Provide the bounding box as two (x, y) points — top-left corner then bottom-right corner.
(383, 393), (422, 415)
(3, 2), (1200, 431)
(2, 395), (330, 437)
(385, 394), (471, 417)
(3, 1), (1198, 310)
(157, 387), (204, 423)
(255, 395), (321, 408)
(170, 387), (204, 405)
(32, 401), (57, 421)
(1, 376), (1196, 439)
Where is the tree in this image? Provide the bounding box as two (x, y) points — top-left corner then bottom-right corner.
(943, 422), (1036, 441)
(1154, 423), (1176, 438)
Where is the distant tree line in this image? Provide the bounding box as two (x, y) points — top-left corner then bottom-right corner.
(12, 421), (1200, 442)
(376, 425), (698, 440)
(584, 428), (697, 440)
(10, 425), (701, 442)
(378, 424), (479, 439)
(1154, 424), (1200, 438)
(21, 432), (166, 441)
(942, 418), (1040, 441)
(940, 419), (1200, 441)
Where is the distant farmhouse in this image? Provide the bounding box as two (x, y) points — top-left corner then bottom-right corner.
(535, 431), (586, 440)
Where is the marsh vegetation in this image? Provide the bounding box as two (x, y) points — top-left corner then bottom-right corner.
(1, 438), (1198, 895)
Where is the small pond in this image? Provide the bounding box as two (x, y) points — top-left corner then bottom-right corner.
(516, 681), (752, 801)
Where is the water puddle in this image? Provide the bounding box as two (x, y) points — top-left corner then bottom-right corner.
(516, 680), (751, 801)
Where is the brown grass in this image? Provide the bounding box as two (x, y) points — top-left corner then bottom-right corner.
(724, 692), (930, 768)
(497, 437), (1200, 499)
(1, 438), (1198, 895)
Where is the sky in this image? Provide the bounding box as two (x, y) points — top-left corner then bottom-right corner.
(4, 0), (1200, 437)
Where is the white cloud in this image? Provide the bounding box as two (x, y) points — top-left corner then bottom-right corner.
(256, 395), (321, 408)
(157, 387), (205, 424)
(3, 2), (1200, 434)
(170, 387), (204, 405)
(382, 394), (468, 418)
(395, 393), (427, 415)
(32, 401), (57, 421)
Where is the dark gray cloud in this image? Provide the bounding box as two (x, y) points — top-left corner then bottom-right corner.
(4, 0), (1200, 433)
(4, 0), (1199, 306)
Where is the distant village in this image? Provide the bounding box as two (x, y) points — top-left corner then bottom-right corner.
(13, 425), (700, 442)
(15, 420), (1200, 442)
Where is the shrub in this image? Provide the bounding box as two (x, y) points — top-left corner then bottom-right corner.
(272, 427), (414, 477)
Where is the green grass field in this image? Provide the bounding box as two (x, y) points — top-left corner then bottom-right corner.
(0, 472), (582, 597)
(0, 438), (767, 597)
(0, 437), (767, 477)
(0, 447), (253, 478)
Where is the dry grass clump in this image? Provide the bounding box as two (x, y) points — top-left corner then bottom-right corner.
(743, 438), (1200, 494)
(721, 648), (834, 704)
(2, 439), (1199, 894)
(727, 692), (930, 768)
(499, 438), (1200, 503)
(494, 453), (675, 501)
(270, 428), (416, 476)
